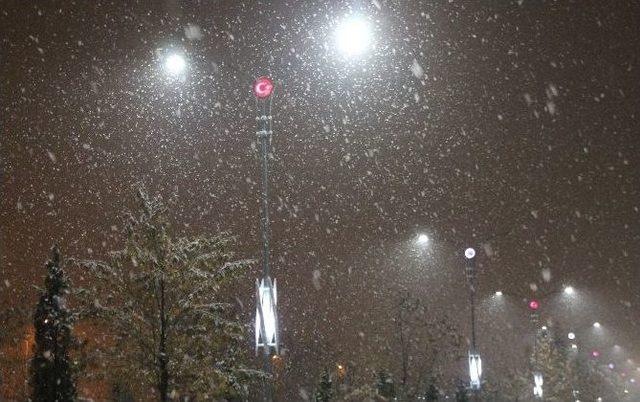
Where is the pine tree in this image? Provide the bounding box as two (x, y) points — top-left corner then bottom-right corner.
(375, 369), (395, 399)
(30, 245), (76, 402)
(530, 328), (572, 401)
(454, 381), (469, 402)
(74, 189), (262, 401)
(314, 368), (333, 402)
(424, 383), (439, 401)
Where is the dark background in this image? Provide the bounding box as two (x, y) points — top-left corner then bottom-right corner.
(2, 0), (639, 396)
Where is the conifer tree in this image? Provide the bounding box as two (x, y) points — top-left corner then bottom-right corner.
(454, 381), (469, 402)
(314, 368), (334, 402)
(375, 369), (395, 399)
(30, 245), (76, 402)
(75, 189), (261, 401)
(530, 328), (572, 401)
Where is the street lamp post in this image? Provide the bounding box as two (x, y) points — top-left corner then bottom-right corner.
(529, 299), (543, 400)
(253, 76), (279, 401)
(464, 247), (482, 399)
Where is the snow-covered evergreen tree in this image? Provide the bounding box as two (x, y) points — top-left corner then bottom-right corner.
(375, 369), (395, 399)
(74, 189), (261, 401)
(340, 384), (387, 402)
(314, 368), (334, 402)
(424, 383), (439, 401)
(30, 245), (76, 402)
(530, 328), (572, 401)
(454, 381), (468, 402)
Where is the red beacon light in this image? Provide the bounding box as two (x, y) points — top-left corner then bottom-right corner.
(529, 300), (540, 311)
(253, 76), (274, 99)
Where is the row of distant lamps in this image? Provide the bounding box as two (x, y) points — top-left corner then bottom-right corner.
(415, 233), (614, 397)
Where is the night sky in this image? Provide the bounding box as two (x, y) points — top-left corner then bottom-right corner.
(2, 0), (640, 396)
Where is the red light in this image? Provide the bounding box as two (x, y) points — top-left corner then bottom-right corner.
(253, 76), (274, 99)
(529, 300), (540, 311)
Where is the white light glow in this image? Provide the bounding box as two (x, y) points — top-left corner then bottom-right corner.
(533, 372), (544, 398)
(571, 343), (578, 350)
(416, 233), (429, 245)
(568, 332), (576, 340)
(495, 291), (503, 296)
(164, 53), (186, 76)
(255, 277), (279, 354)
(465, 247), (476, 259)
(593, 322), (601, 328)
(468, 353), (482, 390)
(564, 286), (575, 295)
(335, 16), (372, 57)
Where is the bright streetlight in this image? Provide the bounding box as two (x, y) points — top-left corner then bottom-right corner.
(416, 233), (429, 245)
(164, 53), (186, 76)
(334, 16), (373, 57)
(495, 291), (503, 296)
(568, 332), (576, 340)
(564, 286), (575, 295)
(593, 322), (601, 328)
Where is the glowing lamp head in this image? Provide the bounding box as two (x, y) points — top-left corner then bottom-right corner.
(253, 76), (274, 99)
(529, 300), (540, 311)
(464, 247), (476, 259)
(164, 53), (186, 76)
(495, 291), (503, 296)
(593, 322), (601, 328)
(592, 350), (601, 358)
(564, 286), (575, 295)
(335, 16), (372, 57)
(416, 234), (429, 245)
(568, 332), (576, 340)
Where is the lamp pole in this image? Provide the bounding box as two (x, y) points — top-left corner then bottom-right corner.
(253, 76), (279, 402)
(464, 247), (482, 400)
(529, 299), (543, 400)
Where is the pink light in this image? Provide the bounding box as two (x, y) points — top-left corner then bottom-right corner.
(253, 76), (274, 99)
(529, 300), (540, 311)
(592, 350), (601, 358)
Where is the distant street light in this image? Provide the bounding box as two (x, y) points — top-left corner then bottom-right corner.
(334, 16), (373, 57)
(164, 53), (186, 76)
(593, 322), (601, 328)
(464, 247), (476, 259)
(564, 286), (575, 295)
(495, 291), (503, 297)
(568, 332), (576, 340)
(464, 247), (482, 396)
(416, 233), (429, 246)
